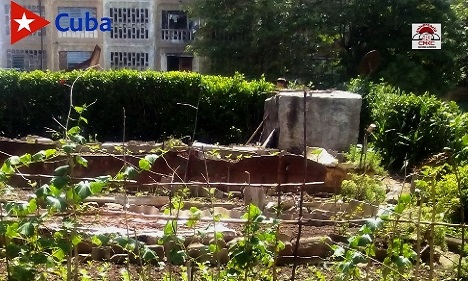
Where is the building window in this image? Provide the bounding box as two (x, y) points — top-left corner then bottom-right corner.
(162, 11), (188, 30)
(57, 7), (98, 38)
(7, 49), (46, 71)
(161, 11), (195, 41)
(109, 8), (149, 40)
(167, 55), (193, 71)
(5, 4), (46, 37)
(110, 52), (149, 70)
(58, 51), (93, 70)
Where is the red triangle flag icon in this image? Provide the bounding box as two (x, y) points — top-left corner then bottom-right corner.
(10, 1), (50, 44)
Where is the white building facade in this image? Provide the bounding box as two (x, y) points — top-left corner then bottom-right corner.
(0, 0), (200, 71)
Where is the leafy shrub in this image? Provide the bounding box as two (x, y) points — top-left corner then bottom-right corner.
(416, 164), (468, 224)
(344, 144), (386, 175)
(340, 173), (386, 205)
(0, 70), (274, 144)
(348, 77), (468, 170)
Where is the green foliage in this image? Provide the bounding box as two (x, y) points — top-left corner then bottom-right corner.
(227, 203), (281, 280)
(332, 194), (416, 281)
(340, 173), (386, 205)
(348, 77), (468, 170)
(0, 72), (162, 281)
(344, 144), (386, 175)
(189, 0), (466, 94)
(338, 0), (465, 95)
(0, 69), (274, 144)
(415, 163), (468, 225)
(452, 0), (468, 86)
(187, 0), (347, 88)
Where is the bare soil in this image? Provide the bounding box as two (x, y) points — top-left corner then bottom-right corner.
(0, 259), (456, 281)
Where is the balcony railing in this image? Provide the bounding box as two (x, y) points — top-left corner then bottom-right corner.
(161, 29), (193, 42)
(58, 30), (98, 39)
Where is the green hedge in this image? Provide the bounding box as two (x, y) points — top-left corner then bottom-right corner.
(348, 78), (468, 170)
(0, 70), (274, 144)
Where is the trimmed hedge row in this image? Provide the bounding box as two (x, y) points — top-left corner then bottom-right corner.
(348, 78), (468, 170)
(0, 70), (274, 144)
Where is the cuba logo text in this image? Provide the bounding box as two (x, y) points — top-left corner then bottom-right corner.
(10, 1), (112, 44)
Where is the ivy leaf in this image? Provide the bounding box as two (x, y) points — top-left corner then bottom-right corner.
(138, 154), (159, 171)
(144, 154), (159, 164)
(90, 181), (106, 194)
(67, 126), (80, 136)
(209, 244), (217, 253)
(242, 204), (262, 220)
(92, 234), (111, 246)
(95, 175), (112, 182)
(333, 246), (346, 258)
(138, 159), (151, 171)
(6, 243), (21, 259)
(358, 234), (373, 246)
(31, 253), (48, 264)
(142, 247), (158, 261)
(392, 256), (411, 268)
(54, 165), (70, 177)
(18, 221), (35, 237)
(75, 155), (88, 167)
(5, 201), (36, 216)
(7, 156), (21, 166)
(123, 166), (139, 179)
(359, 224), (372, 235)
(348, 235), (360, 248)
(351, 251), (367, 264)
(115, 237), (136, 251)
(395, 204), (406, 215)
(52, 248), (66, 261)
(398, 193), (412, 205)
(6, 223), (19, 239)
(254, 214), (266, 223)
(74, 181), (92, 200)
(80, 116), (88, 124)
(74, 106), (84, 114)
(187, 207), (201, 228)
(27, 199), (37, 213)
(231, 251), (250, 267)
(19, 153), (32, 167)
(462, 134), (468, 146)
(365, 217), (384, 232)
(38, 237), (54, 248)
(377, 207), (393, 219)
(164, 221), (177, 236)
(70, 135), (86, 144)
(168, 249), (186, 265)
(46, 196), (67, 211)
(51, 176), (68, 189)
(10, 265), (35, 280)
(72, 235), (82, 246)
(63, 144), (76, 154)
(91, 235), (102, 246)
(32, 151), (46, 162)
(44, 149), (57, 158)
(0, 163), (14, 175)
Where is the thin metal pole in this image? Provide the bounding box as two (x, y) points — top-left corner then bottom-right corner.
(291, 89), (308, 280)
(39, 0), (44, 70)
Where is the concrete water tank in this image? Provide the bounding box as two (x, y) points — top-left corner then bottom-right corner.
(260, 90), (362, 153)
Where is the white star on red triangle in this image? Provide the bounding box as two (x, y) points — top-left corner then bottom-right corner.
(14, 13), (35, 32)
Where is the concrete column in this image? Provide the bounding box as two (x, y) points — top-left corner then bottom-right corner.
(261, 90), (362, 153)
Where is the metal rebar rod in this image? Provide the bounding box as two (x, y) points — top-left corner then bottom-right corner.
(291, 89), (308, 280)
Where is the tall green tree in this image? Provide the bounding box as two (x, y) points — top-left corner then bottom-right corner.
(187, 0), (346, 88)
(338, 0), (464, 95)
(188, 0), (466, 95)
(451, 0), (468, 86)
